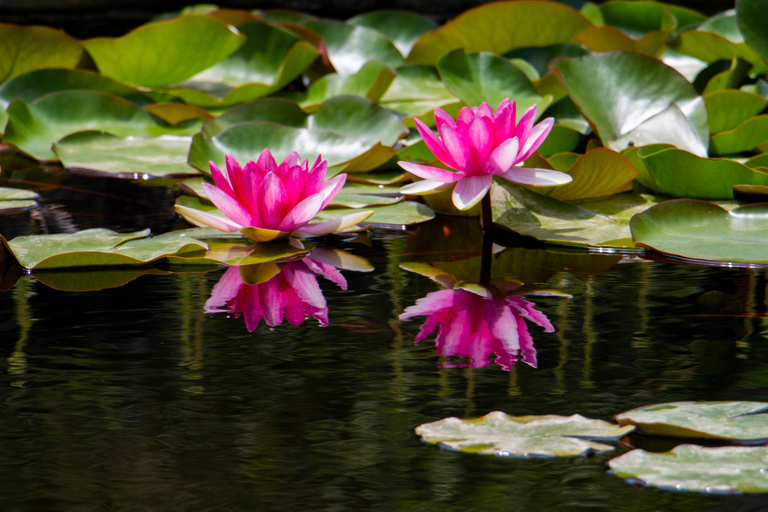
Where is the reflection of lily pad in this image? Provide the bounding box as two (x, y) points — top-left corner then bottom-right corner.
(616, 401), (768, 441)
(0, 187), (38, 212)
(609, 445), (768, 493)
(416, 411), (634, 458)
(33, 267), (170, 292)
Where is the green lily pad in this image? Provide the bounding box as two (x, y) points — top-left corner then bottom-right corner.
(380, 65), (460, 120)
(0, 187), (38, 212)
(630, 200), (768, 263)
(437, 50), (552, 117)
(746, 153), (768, 169)
(0, 24), (83, 84)
(407, 2), (593, 66)
(327, 193), (402, 208)
(616, 401), (768, 441)
(711, 115), (768, 156)
(609, 445), (768, 493)
(305, 20), (405, 75)
(32, 267), (170, 292)
(143, 103), (214, 125)
(600, 0), (705, 33)
(201, 97), (306, 137)
(7, 229), (208, 269)
(347, 11), (438, 57)
(573, 24), (672, 57)
(529, 148), (639, 201)
(168, 236), (312, 266)
(638, 148), (768, 198)
(166, 21), (319, 108)
(491, 181), (633, 248)
(704, 89), (768, 134)
(3, 91), (199, 161)
(576, 192), (667, 222)
(54, 132), (196, 177)
(415, 411), (634, 458)
(82, 14), (246, 88)
(313, 201), (434, 226)
(702, 57), (752, 94)
(551, 52), (709, 157)
(738, 0), (768, 63)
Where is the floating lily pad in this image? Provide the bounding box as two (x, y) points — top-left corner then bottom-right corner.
(305, 20), (405, 75)
(287, 60), (396, 109)
(703, 89), (768, 134)
(54, 132), (196, 177)
(380, 65), (460, 121)
(143, 103), (214, 125)
(0, 187), (38, 212)
(328, 193), (402, 208)
(0, 24), (83, 84)
(616, 401), (768, 441)
(711, 115), (768, 156)
(168, 235), (312, 266)
(600, 0), (705, 33)
(407, 2), (593, 66)
(630, 200), (768, 264)
(437, 50), (551, 118)
(574, 24), (671, 57)
(166, 21), (319, 107)
(609, 445), (768, 493)
(738, 0), (768, 64)
(82, 14), (246, 88)
(313, 201), (435, 226)
(347, 11), (438, 57)
(576, 192), (667, 222)
(415, 411), (634, 458)
(702, 57), (751, 94)
(3, 91), (198, 161)
(32, 267), (170, 292)
(551, 52), (709, 157)
(7, 229), (207, 269)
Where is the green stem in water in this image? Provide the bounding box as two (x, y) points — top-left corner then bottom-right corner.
(480, 191), (493, 232)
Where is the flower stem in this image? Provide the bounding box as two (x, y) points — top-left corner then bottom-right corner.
(480, 191), (493, 232)
(480, 227), (492, 287)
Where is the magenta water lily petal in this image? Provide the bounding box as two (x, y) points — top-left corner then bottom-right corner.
(398, 98), (572, 211)
(177, 149), (372, 241)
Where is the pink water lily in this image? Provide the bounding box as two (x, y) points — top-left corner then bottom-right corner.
(176, 150), (373, 242)
(398, 99), (572, 211)
(400, 287), (554, 370)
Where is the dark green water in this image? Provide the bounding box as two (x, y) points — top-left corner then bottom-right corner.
(1, 172), (767, 511)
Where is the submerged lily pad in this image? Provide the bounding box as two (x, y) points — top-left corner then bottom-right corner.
(609, 445), (768, 493)
(630, 200), (768, 264)
(82, 14), (246, 88)
(415, 410), (634, 458)
(551, 51), (708, 156)
(0, 24), (83, 84)
(7, 229), (208, 269)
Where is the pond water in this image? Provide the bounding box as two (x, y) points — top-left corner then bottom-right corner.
(1, 170), (767, 511)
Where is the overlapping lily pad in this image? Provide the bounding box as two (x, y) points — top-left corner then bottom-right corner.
(710, 115), (768, 156)
(305, 20), (405, 74)
(738, 0), (768, 63)
(703, 89), (768, 133)
(380, 65), (461, 122)
(0, 24), (83, 84)
(347, 11), (438, 57)
(609, 445), (768, 493)
(415, 411), (634, 458)
(0, 187), (38, 212)
(286, 60), (396, 109)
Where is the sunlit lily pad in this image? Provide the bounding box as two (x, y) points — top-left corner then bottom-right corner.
(313, 201), (435, 226)
(305, 20), (405, 74)
(54, 132), (196, 177)
(143, 103), (214, 125)
(347, 11), (438, 57)
(3, 91), (199, 161)
(711, 116), (768, 156)
(0, 187), (38, 212)
(380, 65), (460, 121)
(609, 445), (768, 493)
(82, 14), (246, 88)
(407, 2), (593, 65)
(7, 229), (208, 269)
(437, 50), (551, 118)
(551, 51), (709, 156)
(738, 0), (768, 64)
(702, 57), (751, 94)
(0, 24), (83, 84)
(415, 411), (634, 458)
(286, 60), (396, 109)
(615, 401), (768, 441)
(703, 89), (768, 133)
(630, 200), (768, 264)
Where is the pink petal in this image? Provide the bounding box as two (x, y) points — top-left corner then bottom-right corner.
(483, 137), (519, 174)
(318, 173), (346, 210)
(204, 265), (243, 312)
(278, 193), (324, 232)
(294, 210), (374, 237)
(175, 204), (243, 232)
(398, 161), (465, 183)
(283, 164), (307, 205)
(202, 182), (253, 226)
(434, 107), (456, 130)
(225, 154), (248, 200)
(256, 148), (277, 175)
(517, 117), (554, 162)
(303, 257), (348, 290)
(467, 115), (494, 165)
(413, 118), (457, 168)
(457, 106), (475, 124)
(452, 174), (493, 211)
(509, 296), (554, 332)
(438, 123), (471, 172)
(476, 102), (493, 118)
(245, 169), (264, 227)
(500, 167), (572, 186)
(399, 289), (458, 320)
(517, 315), (537, 368)
(516, 104), (537, 144)
(257, 173), (290, 229)
(399, 180), (453, 195)
(209, 161), (234, 196)
(283, 151), (302, 168)
(488, 300), (520, 353)
(493, 99), (514, 143)
(283, 262), (326, 309)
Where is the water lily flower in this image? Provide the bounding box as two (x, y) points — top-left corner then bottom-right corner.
(398, 99), (572, 211)
(206, 248), (372, 331)
(176, 150), (374, 242)
(400, 286), (553, 370)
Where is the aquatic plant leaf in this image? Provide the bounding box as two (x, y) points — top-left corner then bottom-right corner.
(54, 132), (196, 177)
(551, 52), (708, 156)
(702, 57), (751, 94)
(600, 0), (706, 32)
(630, 200), (768, 264)
(313, 202), (435, 226)
(711, 116), (768, 156)
(347, 12), (438, 57)
(7, 229), (208, 269)
(166, 21), (319, 108)
(143, 103), (214, 125)
(407, 2), (593, 66)
(327, 193), (402, 208)
(0, 187), (38, 212)
(528, 148), (638, 201)
(305, 20), (405, 75)
(0, 24), (83, 84)
(82, 14), (245, 88)
(437, 50), (552, 118)
(616, 401), (768, 441)
(416, 411), (633, 457)
(609, 445), (768, 493)
(380, 65), (459, 122)
(576, 193), (667, 222)
(32, 267), (170, 292)
(201, 98), (307, 137)
(3, 91), (199, 161)
(637, 148), (768, 198)
(703, 89), (768, 133)
(738, 0), (768, 63)
(491, 181), (633, 248)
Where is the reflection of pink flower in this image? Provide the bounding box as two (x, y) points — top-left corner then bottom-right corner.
(205, 254), (349, 331)
(176, 150), (373, 242)
(399, 288), (554, 370)
(398, 99), (571, 210)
